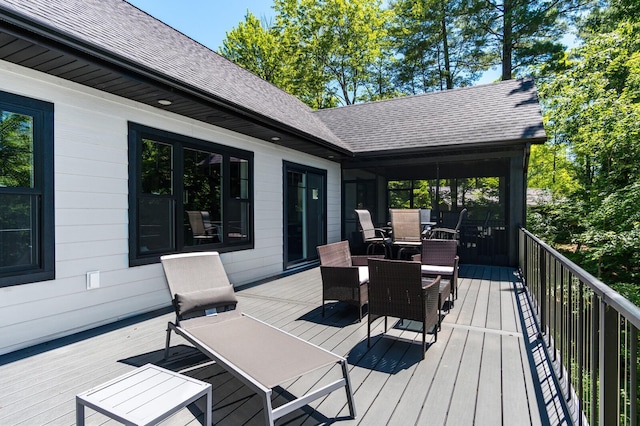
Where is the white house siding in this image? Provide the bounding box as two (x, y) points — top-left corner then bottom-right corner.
(0, 60), (342, 356)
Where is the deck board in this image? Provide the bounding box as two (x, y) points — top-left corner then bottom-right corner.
(0, 264), (568, 425)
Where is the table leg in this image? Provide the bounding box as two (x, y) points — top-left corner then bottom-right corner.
(204, 388), (212, 426)
(76, 398), (85, 426)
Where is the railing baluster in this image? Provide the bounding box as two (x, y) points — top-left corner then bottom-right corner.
(631, 325), (637, 426)
(578, 280), (584, 426)
(560, 264), (565, 380)
(600, 302), (619, 426)
(540, 246), (547, 340)
(567, 272), (573, 402)
(591, 295), (599, 426)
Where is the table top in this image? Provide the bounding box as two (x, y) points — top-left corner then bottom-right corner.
(76, 363), (211, 425)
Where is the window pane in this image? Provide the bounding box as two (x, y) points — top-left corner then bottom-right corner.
(138, 197), (174, 254)
(227, 199), (250, 243)
(141, 139), (172, 195)
(230, 157), (249, 199)
(0, 111), (34, 188)
(0, 194), (37, 271)
(183, 149), (222, 245)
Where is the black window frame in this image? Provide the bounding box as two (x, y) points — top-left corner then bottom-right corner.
(0, 91), (55, 287)
(128, 122), (254, 266)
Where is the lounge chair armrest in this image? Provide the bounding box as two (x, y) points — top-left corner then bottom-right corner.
(351, 255), (384, 266)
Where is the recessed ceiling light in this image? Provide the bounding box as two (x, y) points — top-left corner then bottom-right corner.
(271, 136), (281, 141)
(158, 99), (172, 106)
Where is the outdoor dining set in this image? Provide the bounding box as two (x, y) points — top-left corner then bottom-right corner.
(316, 208), (464, 361)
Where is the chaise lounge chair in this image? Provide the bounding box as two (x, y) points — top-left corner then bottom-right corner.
(161, 251), (356, 425)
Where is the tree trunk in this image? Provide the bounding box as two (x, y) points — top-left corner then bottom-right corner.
(502, 0), (513, 80)
(441, 9), (453, 89)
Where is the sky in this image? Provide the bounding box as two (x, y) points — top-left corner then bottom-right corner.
(126, 0), (582, 86)
(126, 0), (276, 52)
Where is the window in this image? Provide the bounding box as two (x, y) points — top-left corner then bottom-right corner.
(128, 123), (253, 265)
(0, 91), (54, 287)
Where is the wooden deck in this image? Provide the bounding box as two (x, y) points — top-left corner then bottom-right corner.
(0, 265), (571, 425)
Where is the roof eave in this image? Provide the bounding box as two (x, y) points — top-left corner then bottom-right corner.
(0, 6), (353, 158)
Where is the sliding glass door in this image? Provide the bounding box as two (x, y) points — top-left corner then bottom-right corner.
(283, 162), (326, 268)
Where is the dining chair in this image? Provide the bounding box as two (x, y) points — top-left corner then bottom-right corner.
(355, 209), (391, 258)
(429, 208), (467, 243)
(389, 208), (422, 259)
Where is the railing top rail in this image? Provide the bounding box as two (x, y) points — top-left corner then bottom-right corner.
(521, 228), (640, 329)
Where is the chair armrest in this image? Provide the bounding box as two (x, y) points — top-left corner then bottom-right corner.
(429, 227), (457, 234)
(351, 255), (384, 266)
(374, 227), (388, 237)
(422, 276), (441, 330)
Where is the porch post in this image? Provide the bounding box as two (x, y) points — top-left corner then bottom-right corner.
(508, 155), (525, 266)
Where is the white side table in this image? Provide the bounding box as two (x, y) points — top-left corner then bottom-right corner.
(76, 363), (211, 426)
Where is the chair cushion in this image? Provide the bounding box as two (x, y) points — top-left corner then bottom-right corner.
(175, 285), (238, 316)
(358, 266), (369, 285)
(421, 265), (454, 276)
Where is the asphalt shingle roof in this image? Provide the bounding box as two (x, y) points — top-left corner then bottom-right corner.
(0, 0), (349, 150)
(313, 79), (546, 153)
(0, 0), (546, 155)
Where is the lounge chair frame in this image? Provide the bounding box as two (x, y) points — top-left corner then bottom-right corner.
(161, 252), (356, 425)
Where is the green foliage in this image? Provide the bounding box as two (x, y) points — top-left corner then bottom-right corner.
(220, 12), (292, 90)
(581, 181), (640, 282)
(0, 111), (34, 188)
(527, 143), (579, 197)
(531, 15), (640, 303)
(466, 0), (579, 80)
(540, 21), (640, 197)
(390, 0), (492, 92)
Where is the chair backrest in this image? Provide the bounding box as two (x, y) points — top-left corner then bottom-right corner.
(161, 251), (231, 297)
(187, 211), (207, 236)
(454, 208), (467, 231)
(419, 209), (432, 224)
(161, 252), (238, 321)
(440, 208), (467, 230)
(317, 241), (352, 267)
(389, 209), (421, 242)
(367, 258), (426, 322)
(355, 209), (377, 241)
(421, 239), (457, 267)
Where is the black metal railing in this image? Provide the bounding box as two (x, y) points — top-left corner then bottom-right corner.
(519, 229), (639, 426)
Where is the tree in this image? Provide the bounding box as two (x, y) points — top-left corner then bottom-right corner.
(297, 0), (391, 105)
(540, 21), (640, 198)
(533, 17), (640, 299)
(390, 0), (492, 92)
(527, 140), (579, 197)
(221, 0), (392, 108)
(220, 12), (290, 89)
(468, 0), (580, 80)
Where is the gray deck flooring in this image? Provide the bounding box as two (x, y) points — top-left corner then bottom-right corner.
(0, 265), (570, 425)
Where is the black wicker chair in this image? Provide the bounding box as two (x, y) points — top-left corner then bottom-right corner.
(317, 241), (383, 321)
(367, 258), (440, 359)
